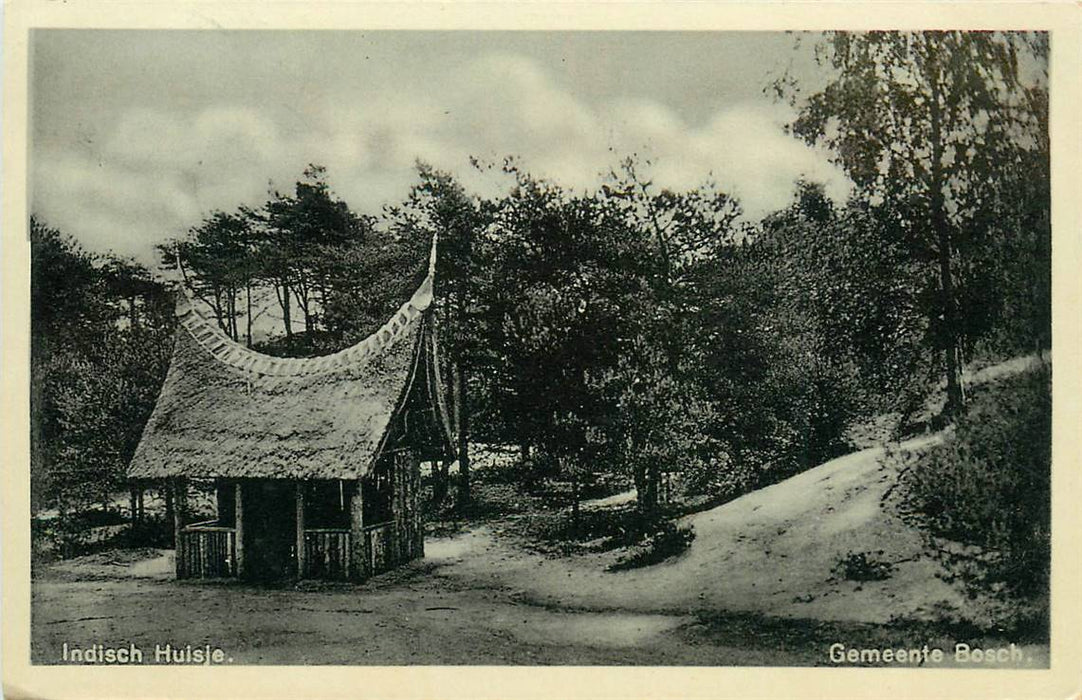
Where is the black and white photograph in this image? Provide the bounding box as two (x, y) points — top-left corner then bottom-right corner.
(6, 8), (1078, 694)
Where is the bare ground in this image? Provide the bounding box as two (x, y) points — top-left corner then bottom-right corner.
(33, 555), (816, 665)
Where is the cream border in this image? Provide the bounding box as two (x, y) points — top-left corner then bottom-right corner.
(3, 3), (1080, 699)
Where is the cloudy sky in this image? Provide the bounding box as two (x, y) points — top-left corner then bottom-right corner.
(31, 30), (851, 267)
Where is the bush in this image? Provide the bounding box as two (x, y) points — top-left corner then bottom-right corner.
(833, 550), (894, 582)
(32, 512), (173, 563)
(899, 362), (1050, 598)
(609, 520), (696, 571)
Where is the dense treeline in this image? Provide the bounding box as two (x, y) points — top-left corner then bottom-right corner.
(31, 32), (1049, 536)
(30, 219), (174, 515)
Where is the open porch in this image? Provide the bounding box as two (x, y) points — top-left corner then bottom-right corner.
(171, 450), (422, 582)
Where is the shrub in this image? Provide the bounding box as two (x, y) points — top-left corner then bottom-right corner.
(833, 550), (894, 581)
(609, 520), (696, 571)
(898, 362), (1051, 598)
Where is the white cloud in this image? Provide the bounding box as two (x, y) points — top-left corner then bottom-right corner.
(32, 51), (851, 265)
(686, 103), (852, 216)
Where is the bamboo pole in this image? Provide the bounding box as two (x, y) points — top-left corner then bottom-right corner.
(172, 478), (187, 578)
(234, 481), (245, 578)
(349, 480), (365, 581)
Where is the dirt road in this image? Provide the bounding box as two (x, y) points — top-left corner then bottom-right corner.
(30, 539), (1047, 667)
(33, 552), (822, 666)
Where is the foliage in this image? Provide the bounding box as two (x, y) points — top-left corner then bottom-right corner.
(160, 165), (378, 355)
(33, 30), (1052, 568)
(609, 521), (696, 571)
(833, 551), (895, 582)
(898, 362), (1051, 597)
(161, 210), (256, 343)
(781, 31), (1049, 416)
(31, 218), (174, 516)
(395, 163), (492, 508)
(481, 169), (662, 513)
(33, 514), (172, 562)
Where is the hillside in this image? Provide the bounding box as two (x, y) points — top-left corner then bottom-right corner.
(431, 434), (960, 623)
(431, 354), (1051, 629)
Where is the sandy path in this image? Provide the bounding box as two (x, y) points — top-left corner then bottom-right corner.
(32, 566), (819, 665)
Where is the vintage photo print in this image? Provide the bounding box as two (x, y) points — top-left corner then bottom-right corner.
(3, 2), (1081, 699)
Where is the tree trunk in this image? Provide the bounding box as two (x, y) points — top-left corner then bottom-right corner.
(452, 361), (471, 511)
(570, 460), (581, 536)
(229, 288), (239, 341)
(632, 459), (649, 521)
(245, 281), (253, 348)
(293, 283), (313, 337)
(643, 461), (660, 518)
(281, 281), (293, 343)
(929, 64), (966, 417)
(431, 459), (450, 510)
(212, 287), (228, 336)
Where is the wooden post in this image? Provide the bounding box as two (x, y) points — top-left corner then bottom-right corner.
(164, 485), (174, 541)
(394, 452), (406, 564)
(234, 481), (245, 578)
(349, 479), (365, 581)
(137, 489), (144, 522)
(411, 451), (423, 559)
(172, 478), (188, 579)
(295, 481), (306, 579)
(215, 480), (229, 524)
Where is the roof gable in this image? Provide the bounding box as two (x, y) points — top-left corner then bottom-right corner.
(128, 248), (443, 481)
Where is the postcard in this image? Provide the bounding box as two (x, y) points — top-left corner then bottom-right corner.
(3, 2), (1080, 698)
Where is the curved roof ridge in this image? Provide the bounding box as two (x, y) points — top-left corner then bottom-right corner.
(176, 260), (435, 378)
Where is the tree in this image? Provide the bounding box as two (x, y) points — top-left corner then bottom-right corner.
(160, 210), (258, 344)
(602, 156), (742, 294)
(600, 157), (743, 381)
(594, 344), (725, 519)
(759, 182), (928, 408)
(389, 163), (492, 510)
(265, 166), (371, 336)
(31, 218), (173, 516)
(487, 170), (663, 515)
(162, 166), (378, 354)
(782, 31), (1048, 416)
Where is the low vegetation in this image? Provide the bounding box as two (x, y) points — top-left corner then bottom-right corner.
(609, 522), (697, 571)
(832, 551), (895, 582)
(897, 363), (1051, 605)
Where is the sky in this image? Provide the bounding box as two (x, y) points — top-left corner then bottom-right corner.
(30, 30), (852, 267)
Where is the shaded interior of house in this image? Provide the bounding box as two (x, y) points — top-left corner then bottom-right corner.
(170, 453), (423, 582)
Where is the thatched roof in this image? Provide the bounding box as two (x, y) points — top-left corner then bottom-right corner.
(128, 243), (453, 481)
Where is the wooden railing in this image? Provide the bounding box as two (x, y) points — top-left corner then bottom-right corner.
(301, 523), (407, 581)
(177, 521), (408, 581)
(302, 528), (351, 580)
(178, 520), (236, 579)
